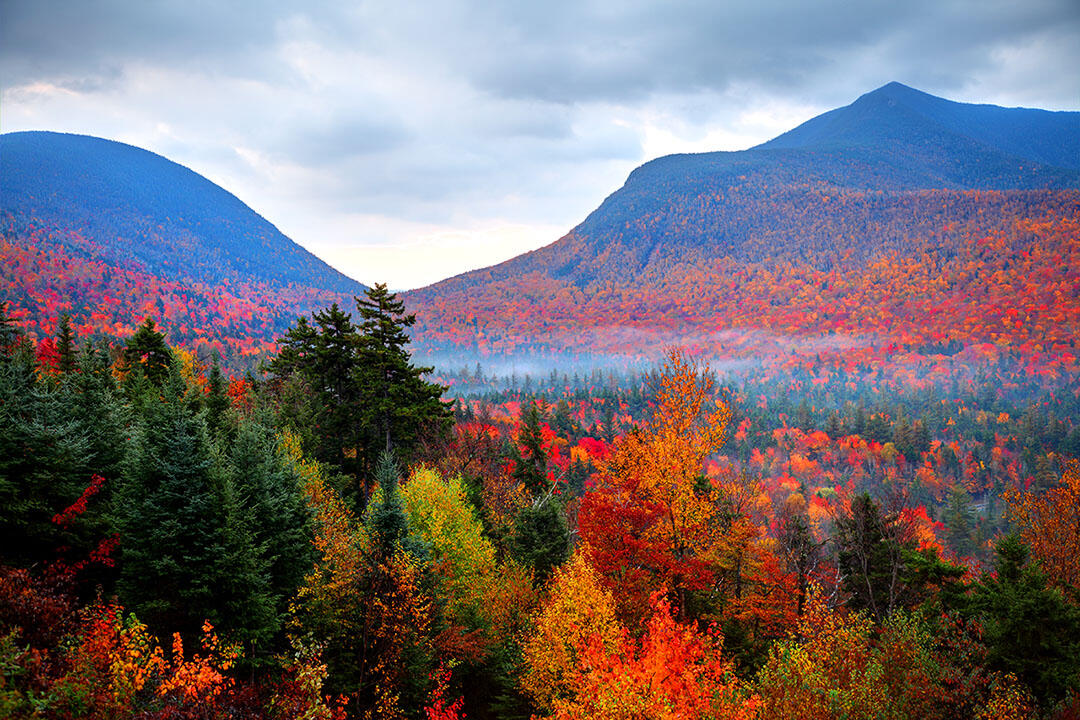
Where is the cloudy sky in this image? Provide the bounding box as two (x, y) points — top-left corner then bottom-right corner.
(3, 0), (1078, 289)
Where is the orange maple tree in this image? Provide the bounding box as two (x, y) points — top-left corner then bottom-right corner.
(579, 348), (732, 621)
(1003, 458), (1080, 593)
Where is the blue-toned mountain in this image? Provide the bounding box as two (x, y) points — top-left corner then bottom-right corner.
(0, 132), (363, 368)
(1, 131), (364, 294)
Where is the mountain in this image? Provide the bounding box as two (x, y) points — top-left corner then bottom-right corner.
(405, 83), (1080, 381)
(760, 82), (1080, 171)
(0, 131), (364, 294)
(0, 131), (362, 366)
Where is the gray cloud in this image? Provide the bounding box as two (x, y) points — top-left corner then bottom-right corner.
(2, 0), (1078, 288)
(6, 0), (1076, 104)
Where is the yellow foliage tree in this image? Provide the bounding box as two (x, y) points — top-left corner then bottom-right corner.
(401, 467), (535, 658)
(520, 549), (624, 712)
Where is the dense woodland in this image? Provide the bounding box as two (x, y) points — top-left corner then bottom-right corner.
(2, 280), (1080, 719)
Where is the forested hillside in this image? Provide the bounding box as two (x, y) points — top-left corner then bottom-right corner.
(2, 82), (1080, 719)
(1, 132), (364, 293)
(405, 84), (1080, 389)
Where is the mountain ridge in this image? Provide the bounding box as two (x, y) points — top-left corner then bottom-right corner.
(759, 82), (1080, 171)
(409, 82), (1080, 296)
(0, 130), (365, 295)
(0, 130), (363, 368)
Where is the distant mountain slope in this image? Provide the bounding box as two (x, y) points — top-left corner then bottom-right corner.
(411, 83), (1079, 299)
(0, 131), (364, 294)
(0, 131), (363, 368)
(405, 83), (1080, 370)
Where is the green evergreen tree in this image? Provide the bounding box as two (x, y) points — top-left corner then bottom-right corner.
(1063, 426), (1080, 459)
(61, 341), (127, 563)
(552, 398), (577, 440)
(269, 304), (363, 477)
(837, 494), (900, 622)
(221, 417), (315, 660)
(511, 499), (570, 586)
(123, 318), (172, 389)
(218, 466), (276, 660)
(965, 535), (1080, 706)
(116, 367), (227, 639)
(55, 314), (77, 375)
(366, 450), (427, 562)
(205, 354), (230, 439)
(825, 411), (842, 439)
(355, 284), (450, 469)
(269, 290), (449, 499)
(942, 486), (976, 557)
(0, 340), (93, 567)
(512, 402), (549, 497)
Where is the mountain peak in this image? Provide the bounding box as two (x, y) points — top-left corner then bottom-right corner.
(863, 80), (924, 97)
(758, 83), (1080, 172)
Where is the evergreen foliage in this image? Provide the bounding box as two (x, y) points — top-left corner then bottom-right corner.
(268, 286), (450, 501)
(116, 366), (226, 639)
(0, 340), (93, 567)
(511, 500), (570, 586)
(356, 284), (450, 466)
(965, 535), (1080, 706)
(55, 314), (77, 375)
(511, 402), (549, 497)
(123, 318), (172, 389)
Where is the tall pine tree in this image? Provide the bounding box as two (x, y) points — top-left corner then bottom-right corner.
(355, 284), (450, 466)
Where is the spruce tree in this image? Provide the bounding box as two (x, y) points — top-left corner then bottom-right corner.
(355, 284), (449, 468)
(218, 465), (276, 659)
(268, 304), (364, 477)
(205, 355), (230, 439)
(942, 486), (976, 557)
(123, 318), (172, 389)
(511, 499), (569, 585)
(349, 451), (434, 715)
(116, 366), (227, 639)
(366, 450), (426, 562)
(512, 402), (549, 497)
(55, 314), (77, 375)
(268, 288), (449, 504)
(836, 494), (907, 622)
(0, 339), (93, 567)
(225, 417), (314, 640)
(966, 535), (1080, 706)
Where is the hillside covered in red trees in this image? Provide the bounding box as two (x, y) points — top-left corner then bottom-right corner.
(3, 82), (1080, 718)
(405, 83), (1080, 394)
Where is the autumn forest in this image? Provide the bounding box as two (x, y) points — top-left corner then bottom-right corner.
(3, 82), (1080, 719)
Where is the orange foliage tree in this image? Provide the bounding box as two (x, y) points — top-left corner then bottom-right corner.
(579, 348), (732, 621)
(1004, 458), (1080, 594)
(551, 591), (761, 720)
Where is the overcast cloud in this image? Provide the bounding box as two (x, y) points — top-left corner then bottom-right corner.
(3, 0), (1078, 288)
